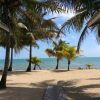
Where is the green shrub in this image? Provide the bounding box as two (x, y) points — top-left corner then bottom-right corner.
(86, 64), (93, 69)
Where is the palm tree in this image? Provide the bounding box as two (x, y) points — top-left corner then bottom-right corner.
(0, 30), (18, 72)
(22, 14), (60, 72)
(0, 0), (65, 89)
(8, 48), (13, 71)
(59, 0), (100, 52)
(26, 34), (38, 72)
(27, 56), (41, 70)
(8, 34), (16, 71)
(45, 40), (68, 69)
(64, 45), (77, 71)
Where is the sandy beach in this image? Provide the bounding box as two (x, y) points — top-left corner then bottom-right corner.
(0, 69), (100, 100)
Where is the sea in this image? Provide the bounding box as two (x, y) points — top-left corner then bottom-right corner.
(0, 57), (100, 70)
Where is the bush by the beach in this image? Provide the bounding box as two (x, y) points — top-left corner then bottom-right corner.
(86, 64), (93, 69)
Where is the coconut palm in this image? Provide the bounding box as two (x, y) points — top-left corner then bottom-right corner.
(27, 56), (41, 70)
(26, 34), (38, 72)
(8, 48), (13, 71)
(8, 34), (16, 71)
(64, 46), (77, 71)
(0, 35), (19, 72)
(0, 0), (66, 89)
(0, 28), (20, 72)
(45, 40), (68, 69)
(22, 18), (60, 72)
(22, 14), (60, 72)
(59, 0), (100, 52)
(45, 49), (63, 69)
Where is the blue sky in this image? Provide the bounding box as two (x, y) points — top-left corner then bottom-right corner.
(0, 11), (100, 59)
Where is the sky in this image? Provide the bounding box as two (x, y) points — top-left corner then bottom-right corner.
(0, 11), (100, 59)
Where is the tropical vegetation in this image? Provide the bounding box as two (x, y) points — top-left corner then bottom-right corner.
(60, 0), (100, 52)
(45, 40), (68, 69)
(0, 0), (65, 89)
(27, 56), (41, 70)
(63, 46), (77, 71)
(86, 64), (93, 69)
(0, 0), (99, 90)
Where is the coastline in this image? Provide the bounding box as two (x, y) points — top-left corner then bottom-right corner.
(0, 57), (100, 70)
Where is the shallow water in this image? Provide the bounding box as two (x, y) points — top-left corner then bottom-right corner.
(0, 57), (100, 70)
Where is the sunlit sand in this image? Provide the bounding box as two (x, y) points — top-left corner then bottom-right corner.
(0, 69), (100, 100)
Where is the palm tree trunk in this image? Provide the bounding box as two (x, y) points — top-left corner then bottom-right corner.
(0, 0), (10, 89)
(68, 60), (70, 71)
(33, 64), (36, 70)
(8, 48), (13, 71)
(37, 64), (41, 70)
(56, 58), (59, 69)
(26, 44), (32, 72)
(0, 45), (10, 89)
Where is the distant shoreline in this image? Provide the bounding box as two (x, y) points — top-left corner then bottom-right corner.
(0, 56), (100, 60)
(0, 57), (100, 70)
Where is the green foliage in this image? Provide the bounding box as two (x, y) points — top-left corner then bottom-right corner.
(0, 0), (66, 50)
(27, 56), (41, 65)
(63, 45), (77, 61)
(86, 64), (93, 69)
(45, 49), (55, 57)
(45, 40), (68, 59)
(60, 0), (100, 52)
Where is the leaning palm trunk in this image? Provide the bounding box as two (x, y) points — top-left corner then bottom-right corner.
(33, 64), (37, 70)
(26, 44), (32, 72)
(8, 48), (13, 71)
(37, 64), (41, 70)
(56, 58), (59, 69)
(0, 1), (11, 89)
(0, 44), (10, 89)
(68, 60), (70, 71)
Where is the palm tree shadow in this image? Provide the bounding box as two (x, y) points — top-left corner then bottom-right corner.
(7, 70), (40, 76)
(86, 78), (100, 80)
(51, 70), (69, 73)
(0, 79), (56, 100)
(30, 79), (56, 88)
(28, 79), (100, 100)
(0, 87), (44, 100)
(0, 79), (100, 100)
(57, 80), (100, 100)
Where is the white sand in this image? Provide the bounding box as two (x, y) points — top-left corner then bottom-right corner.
(0, 69), (100, 100)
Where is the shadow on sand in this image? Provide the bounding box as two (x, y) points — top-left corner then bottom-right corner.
(30, 79), (100, 100)
(86, 78), (100, 80)
(0, 79), (100, 100)
(50, 69), (77, 73)
(57, 80), (100, 100)
(0, 87), (43, 100)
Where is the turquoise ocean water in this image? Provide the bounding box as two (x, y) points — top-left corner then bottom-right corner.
(0, 57), (100, 70)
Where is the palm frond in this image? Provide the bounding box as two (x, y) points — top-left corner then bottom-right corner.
(27, 56), (41, 64)
(77, 25), (88, 53)
(23, 0), (65, 13)
(45, 49), (55, 57)
(96, 24), (100, 43)
(60, 10), (88, 34)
